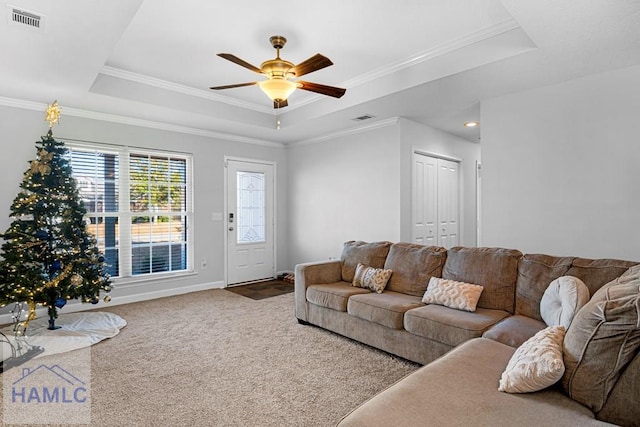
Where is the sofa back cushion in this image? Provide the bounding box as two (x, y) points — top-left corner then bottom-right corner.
(442, 247), (522, 313)
(562, 264), (640, 412)
(515, 254), (574, 321)
(564, 257), (639, 297)
(383, 243), (447, 297)
(596, 349), (640, 426)
(341, 241), (392, 283)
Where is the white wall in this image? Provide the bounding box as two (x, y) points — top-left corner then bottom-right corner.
(286, 118), (481, 267)
(0, 105), (288, 316)
(398, 118), (481, 246)
(287, 122), (401, 266)
(481, 64), (640, 260)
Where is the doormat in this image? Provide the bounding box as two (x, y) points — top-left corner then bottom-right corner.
(226, 280), (294, 300)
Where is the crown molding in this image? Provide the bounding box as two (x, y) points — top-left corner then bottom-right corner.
(0, 96), (284, 148)
(340, 18), (521, 90)
(99, 66), (273, 114)
(290, 117), (400, 147)
(0, 96), (43, 111)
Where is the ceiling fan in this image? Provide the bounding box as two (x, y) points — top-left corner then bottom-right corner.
(209, 35), (346, 109)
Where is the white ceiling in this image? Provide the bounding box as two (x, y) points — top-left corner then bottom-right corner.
(1, 0), (640, 145)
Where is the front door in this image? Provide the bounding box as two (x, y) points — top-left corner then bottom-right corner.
(226, 159), (275, 285)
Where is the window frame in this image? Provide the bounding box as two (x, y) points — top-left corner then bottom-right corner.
(66, 140), (194, 284)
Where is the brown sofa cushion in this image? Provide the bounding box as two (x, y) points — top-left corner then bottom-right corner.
(404, 304), (509, 347)
(347, 291), (423, 330)
(597, 350), (640, 426)
(338, 338), (607, 427)
(565, 257), (639, 296)
(383, 243), (447, 296)
(562, 265), (640, 412)
(482, 315), (547, 348)
(515, 254), (574, 321)
(443, 247), (522, 313)
(306, 283), (370, 312)
(340, 241), (392, 282)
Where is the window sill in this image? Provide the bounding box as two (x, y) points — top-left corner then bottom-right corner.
(111, 270), (198, 288)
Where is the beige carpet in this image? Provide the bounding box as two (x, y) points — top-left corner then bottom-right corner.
(3, 290), (418, 426)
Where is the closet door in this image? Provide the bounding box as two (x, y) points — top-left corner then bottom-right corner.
(412, 153), (438, 245)
(412, 153), (460, 248)
(437, 158), (459, 247)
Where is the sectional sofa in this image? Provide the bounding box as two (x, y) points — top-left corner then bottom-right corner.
(294, 241), (640, 426)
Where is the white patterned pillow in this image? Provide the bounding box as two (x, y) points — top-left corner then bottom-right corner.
(422, 277), (484, 312)
(352, 263), (392, 293)
(499, 325), (566, 393)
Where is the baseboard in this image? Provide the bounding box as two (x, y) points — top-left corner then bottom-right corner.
(0, 280), (225, 326)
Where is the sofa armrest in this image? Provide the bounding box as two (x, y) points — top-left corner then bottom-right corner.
(294, 260), (342, 321)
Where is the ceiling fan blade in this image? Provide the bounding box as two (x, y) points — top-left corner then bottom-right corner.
(294, 54), (333, 77)
(217, 53), (262, 74)
(209, 82), (257, 90)
(274, 99), (288, 109)
(298, 81), (346, 98)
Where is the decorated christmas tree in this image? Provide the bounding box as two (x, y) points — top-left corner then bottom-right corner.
(0, 101), (111, 330)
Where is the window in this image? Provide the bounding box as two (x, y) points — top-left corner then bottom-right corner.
(68, 143), (193, 279)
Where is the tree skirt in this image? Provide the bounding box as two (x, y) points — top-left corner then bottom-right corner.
(1, 311), (126, 362)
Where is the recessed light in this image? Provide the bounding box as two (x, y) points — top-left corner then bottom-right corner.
(464, 121), (479, 128)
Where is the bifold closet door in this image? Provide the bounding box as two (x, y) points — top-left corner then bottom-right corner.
(437, 158), (459, 247)
(412, 153), (460, 248)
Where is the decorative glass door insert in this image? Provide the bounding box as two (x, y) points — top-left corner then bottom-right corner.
(236, 171), (265, 243)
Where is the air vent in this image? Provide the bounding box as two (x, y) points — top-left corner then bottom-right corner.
(7, 5), (45, 31)
(352, 114), (375, 121)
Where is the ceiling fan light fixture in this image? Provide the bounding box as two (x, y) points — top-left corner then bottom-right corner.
(258, 78), (298, 102)
(211, 35), (345, 108)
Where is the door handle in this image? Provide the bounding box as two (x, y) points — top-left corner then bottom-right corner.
(229, 227), (234, 231)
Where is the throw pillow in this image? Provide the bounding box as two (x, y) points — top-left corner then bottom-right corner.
(562, 264), (640, 412)
(422, 277), (484, 312)
(352, 263), (392, 294)
(499, 325), (566, 393)
(540, 276), (590, 330)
